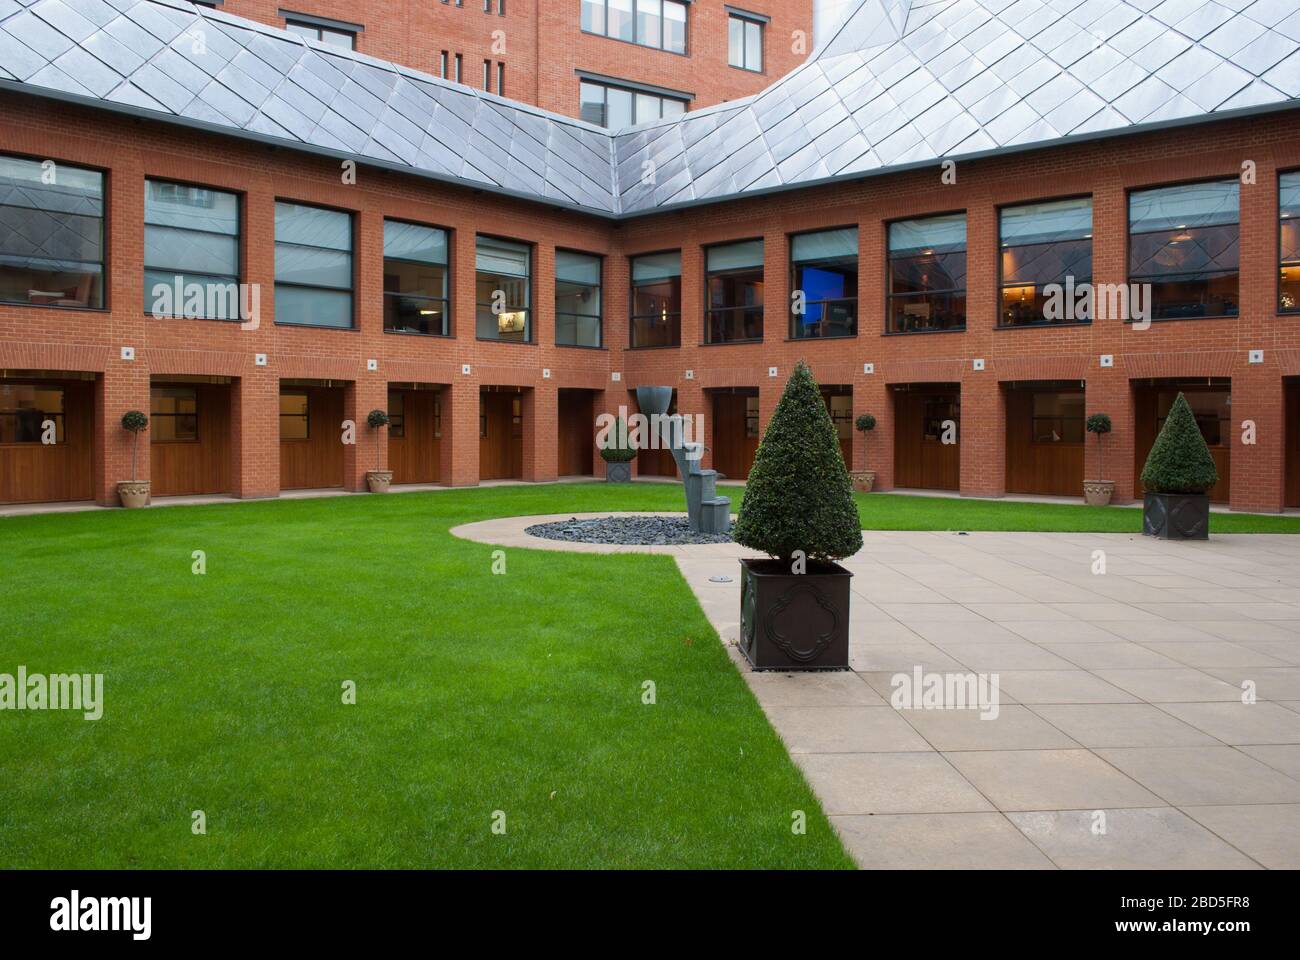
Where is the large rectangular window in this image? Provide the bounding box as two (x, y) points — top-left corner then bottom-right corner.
(284, 17), (357, 49)
(144, 180), (240, 320)
(274, 202), (353, 328)
(583, 0), (685, 52)
(384, 220), (449, 336)
(476, 236), (531, 342)
(579, 79), (686, 128)
(150, 386), (198, 443)
(630, 251), (681, 348)
(706, 239), (763, 343)
(1129, 179), (1239, 320)
(728, 12), (763, 71)
(999, 197), (1092, 327)
(555, 250), (602, 347)
(0, 155), (104, 309)
(0, 383), (64, 443)
(1280, 172), (1300, 313)
(790, 228), (857, 339)
(888, 213), (966, 333)
(280, 392), (309, 440)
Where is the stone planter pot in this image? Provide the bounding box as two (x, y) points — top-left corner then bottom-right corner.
(1143, 491), (1210, 540)
(117, 480), (150, 509)
(605, 460), (632, 483)
(850, 470), (875, 493)
(1083, 480), (1114, 506)
(739, 558), (852, 671)
(366, 470), (393, 493)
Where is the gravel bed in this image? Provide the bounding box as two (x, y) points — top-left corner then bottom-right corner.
(524, 515), (734, 545)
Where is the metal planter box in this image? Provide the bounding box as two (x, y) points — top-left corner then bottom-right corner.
(1143, 492), (1210, 540)
(739, 558), (852, 671)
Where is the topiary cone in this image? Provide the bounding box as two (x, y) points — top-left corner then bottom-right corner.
(733, 361), (863, 565)
(1140, 392), (1218, 495)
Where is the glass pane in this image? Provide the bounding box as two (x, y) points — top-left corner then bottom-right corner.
(661, 97), (685, 117)
(0, 263), (103, 308)
(634, 92), (660, 124)
(274, 285), (353, 327)
(631, 251), (680, 282)
(144, 181), (238, 234)
(728, 16), (743, 67)
(792, 228), (857, 262)
(663, 1), (686, 53)
(145, 225), (239, 276)
(275, 202), (351, 250)
(556, 279), (601, 324)
(889, 213), (967, 255)
(383, 259), (447, 299)
(637, 0), (661, 47)
(384, 294), (448, 335)
(275, 243), (352, 288)
(0, 384), (64, 443)
(1130, 180), (1239, 232)
(744, 21), (762, 70)
(477, 305), (529, 340)
(145, 270), (243, 319)
(1000, 197), (1092, 245)
(707, 239), (763, 272)
(581, 0), (605, 33)
(556, 250), (601, 284)
(321, 28), (354, 49)
(1001, 237), (1092, 287)
(476, 236), (530, 276)
(609, 0), (633, 40)
(579, 81), (606, 126)
(607, 87), (633, 129)
(384, 220), (447, 264)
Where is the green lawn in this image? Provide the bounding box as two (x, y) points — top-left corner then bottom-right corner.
(0, 484), (850, 869)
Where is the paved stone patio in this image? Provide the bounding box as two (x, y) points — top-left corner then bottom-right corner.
(454, 515), (1300, 869)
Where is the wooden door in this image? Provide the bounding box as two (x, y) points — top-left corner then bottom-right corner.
(151, 383), (231, 497)
(389, 390), (441, 484)
(480, 392), (522, 480)
(0, 378), (94, 504)
(893, 389), (960, 490)
(558, 390), (594, 476)
(1287, 382), (1300, 508)
(1005, 389), (1085, 496)
(280, 387), (345, 490)
(711, 393), (757, 480)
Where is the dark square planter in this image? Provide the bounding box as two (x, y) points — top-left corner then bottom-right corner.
(1143, 492), (1210, 540)
(605, 460), (632, 483)
(739, 558), (852, 671)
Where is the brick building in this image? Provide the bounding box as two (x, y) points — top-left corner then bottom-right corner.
(3, 0), (1300, 513)
(190, 0), (812, 120)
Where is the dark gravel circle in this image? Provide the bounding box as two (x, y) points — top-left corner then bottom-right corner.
(525, 515), (734, 545)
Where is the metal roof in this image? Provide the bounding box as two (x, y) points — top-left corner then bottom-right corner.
(2, 0), (1300, 220)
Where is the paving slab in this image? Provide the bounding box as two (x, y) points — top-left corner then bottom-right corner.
(944, 749), (1163, 811)
(832, 813), (1056, 869)
(1179, 805), (1300, 869)
(1095, 747), (1300, 806)
(1006, 808), (1260, 869)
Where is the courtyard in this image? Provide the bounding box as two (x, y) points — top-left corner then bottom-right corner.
(3, 482), (1300, 869)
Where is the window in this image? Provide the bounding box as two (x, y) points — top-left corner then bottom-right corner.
(790, 228), (857, 339)
(555, 251), (602, 347)
(280, 392), (309, 439)
(455, 54), (462, 83)
(384, 220), (450, 336)
(579, 79), (686, 127)
(745, 396), (759, 438)
(887, 213), (966, 333)
(706, 240), (763, 343)
(728, 12), (763, 71)
(274, 201), (353, 328)
(284, 17), (357, 49)
(483, 59), (492, 91)
(150, 386), (198, 443)
(144, 180), (240, 320)
(999, 198), (1092, 326)
(1031, 392), (1084, 444)
(439, 51), (448, 78)
(476, 236), (531, 341)
(1280, 172), (1300, 313)
(387, 391), (404, 438)
(1129, 179), (1239, 320)
(497, 62), (505, 97)
(0, 154), (104, 309)
(630, 251), (681, 348)
(0, 383), (64, 443)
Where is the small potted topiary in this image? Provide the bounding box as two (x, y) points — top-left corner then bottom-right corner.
(118, 410), (150, 508)
(599, 416), (636, 482)
(1140, 392), (1217, 540)
(850, 412), (877, 492)
(1083, 412), (1114, 506)
(733, 361), (864, 670)
(365, 409), (393, 493)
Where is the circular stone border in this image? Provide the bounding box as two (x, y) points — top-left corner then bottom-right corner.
(450, 512), (745, 556)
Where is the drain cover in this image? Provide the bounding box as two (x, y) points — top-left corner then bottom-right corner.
(709, 575), (734, 583)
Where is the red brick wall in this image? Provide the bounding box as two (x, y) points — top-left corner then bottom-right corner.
(4, 91), (1300, 511)
(211, 0), (810, 119)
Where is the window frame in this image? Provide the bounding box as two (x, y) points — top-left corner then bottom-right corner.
(0, 381), (66, 445)
(884, 211), (968, 336)
(554, 248), (605, 349)
(578, 77), (688, 128)
(143, 177), (244, 322)
(1279, 168), (1300, 315)
(475, 233), (534, 344)
(0, 150), (108, 312)
(581, 0), (689, 56)
(150, 385), (200, 444)
(1126, 176), (1241, 324)
(382, 217), (453, 338)
(279, 391), (310, 441)
(996, 194), (1094, 330)
(703, 237), (765, 345)
(726, 10), (764, 72)
(787, 225), (859, 341)
(273, 199), (357, 331)
(629, 248), (683, 349)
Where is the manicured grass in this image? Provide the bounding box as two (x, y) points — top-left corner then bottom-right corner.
(0, 484), (851, 869)
(852, 492), (1300, 534)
